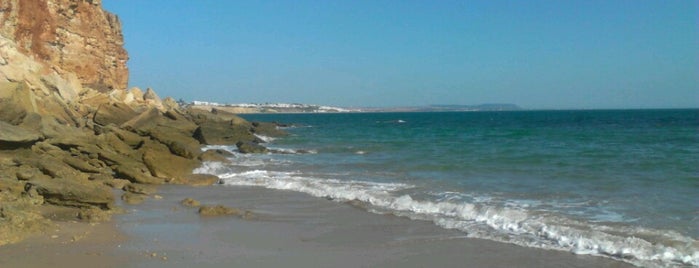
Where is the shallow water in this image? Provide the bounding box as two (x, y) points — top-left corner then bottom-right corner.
(195, 109), (698, 267)
(112, 185), (633, 268)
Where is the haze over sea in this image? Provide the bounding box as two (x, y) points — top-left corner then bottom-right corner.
(194, 109), (698, 268)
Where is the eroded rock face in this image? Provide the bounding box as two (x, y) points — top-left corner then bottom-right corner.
(0, 0), (128, 92)
(0, 1), (280, 246)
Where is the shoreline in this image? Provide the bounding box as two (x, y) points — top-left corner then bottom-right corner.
(1, 184), (635, 268)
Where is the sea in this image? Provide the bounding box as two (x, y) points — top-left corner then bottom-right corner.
(194, 109), (698, 268)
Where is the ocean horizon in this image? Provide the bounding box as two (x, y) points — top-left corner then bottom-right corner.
(195, 109), (698, 268)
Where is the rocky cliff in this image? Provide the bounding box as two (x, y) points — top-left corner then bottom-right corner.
(0, 0), (128, 95)
(0, 0), (282, 246)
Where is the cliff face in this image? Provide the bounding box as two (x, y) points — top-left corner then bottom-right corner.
(0, 0), (128, 92)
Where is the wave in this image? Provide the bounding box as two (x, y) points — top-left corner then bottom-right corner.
(204, 168), (698, 268)
(254, 134), (277, 143)
(268, 147), (318, 155)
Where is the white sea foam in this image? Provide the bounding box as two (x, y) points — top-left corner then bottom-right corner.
(198, 145), (293, 167)
(254, 134), (277, 143)
(193, 161), (228, 175)
(211, 169), (699, 268)
(268, 147), (318, 155)
(201, 145), (238, 154)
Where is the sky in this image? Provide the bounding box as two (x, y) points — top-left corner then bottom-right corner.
(103, 0), (698, 109)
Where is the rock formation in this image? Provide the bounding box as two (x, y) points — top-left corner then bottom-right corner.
(0, 0), (128, 93)
(0, 0), (283, 246)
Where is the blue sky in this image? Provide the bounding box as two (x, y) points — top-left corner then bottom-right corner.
(103, 0), (697, 109)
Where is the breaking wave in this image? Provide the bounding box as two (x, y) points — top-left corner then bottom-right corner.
(194, 166), (698, 268)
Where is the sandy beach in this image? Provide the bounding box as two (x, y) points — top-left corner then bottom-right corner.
(0, 185), (634, 268)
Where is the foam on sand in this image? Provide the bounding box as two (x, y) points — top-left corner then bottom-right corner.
(209, 168), (698, 268)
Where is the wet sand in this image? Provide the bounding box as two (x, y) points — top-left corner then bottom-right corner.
(0, 185), (634, 268)
(0, 217), (127, 267)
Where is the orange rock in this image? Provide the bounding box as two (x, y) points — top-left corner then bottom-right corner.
(0, 0), (129, 91)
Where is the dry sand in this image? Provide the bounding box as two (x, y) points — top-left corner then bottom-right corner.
(0, 185), (635, 268)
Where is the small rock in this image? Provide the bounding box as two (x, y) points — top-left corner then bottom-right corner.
(198, 205), (240, 216)
(180, 198), (200, 207)
(123, 183), (156, 195)
(77, 208), (111, 222)
(121, 192), (146, 205)
(242, 210), (255, 220)
(105, 178), (130, 189)
(170, 174), (219, 186)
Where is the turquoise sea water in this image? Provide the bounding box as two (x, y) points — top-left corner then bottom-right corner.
(196, 109), (698, 267)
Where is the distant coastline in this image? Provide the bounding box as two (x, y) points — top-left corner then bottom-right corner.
(190, 101), (522, 114)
